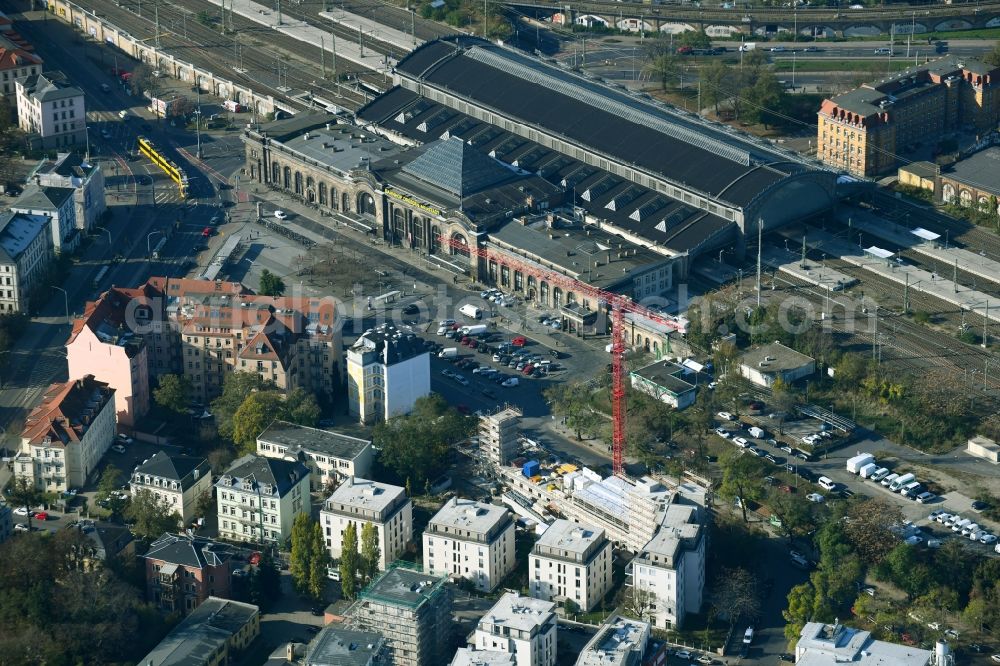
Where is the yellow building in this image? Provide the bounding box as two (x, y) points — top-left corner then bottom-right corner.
(817, 56), (1000, 178)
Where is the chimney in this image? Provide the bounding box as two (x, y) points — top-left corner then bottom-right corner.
(286, 642), (295, 661)
(325, 122), (332, 131)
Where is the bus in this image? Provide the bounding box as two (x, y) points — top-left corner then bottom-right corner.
(92, 265), (109, 289)
(137, 136), (189, 198)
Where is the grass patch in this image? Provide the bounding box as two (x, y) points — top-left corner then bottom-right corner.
(772, 59), (916, 73)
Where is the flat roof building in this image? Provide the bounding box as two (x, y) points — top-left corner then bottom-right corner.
(138, 597), (260, 666)
(423, 497), (515, 592)
(739, 341), (815, 389)
(305, 626), (388, 666)
(348, 566), (452, 666)
(529, 519), (612, 613)
(451, 649), (517, 666)
(321, 477), (412, 570)
(257, 420), (373, 490)
(629, 361), (697, 411)
(473, 592), (557, 666)
(795, 622), (936, 666)
(574, 615), (650, 666)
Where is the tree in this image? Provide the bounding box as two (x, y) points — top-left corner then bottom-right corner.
(768, 489), (817, 539)
(984, 40), (1000, 67)
(360, 522), (381, 583)
(308, 520), (330, 601)
(284, 388), (321, 427)
(207, 446), (236, 475)
(843, 499), (904, 564)
(124, 489), (181, 542)
(544, 383), (602, 441)
(373, 394), (475, 487)
(289, 513), (314, 595)
(622, 585), (656, 622)
(783, 583), (815, 642)
(676, 28), (711, 49)
(232, 391), (285, 455)
(645, 54), (679, 91)
(743, 70), (784, 128)
(5, 476), (47, 530)
(129, 63), (157, 98)
(717, 448), (766, 523)
(701, 60), (734, 116)
(713, 567), (761, 628)
(340, 522), (359, 600)
(169, 96), (194, 118)
(249, 554), (282, 610)
(962, 596), (989, 633)
(153, 374), (191, 414)
(95, 465), (129, 518)
(258, 269), (286, 297)
(212, 372), (270, 441)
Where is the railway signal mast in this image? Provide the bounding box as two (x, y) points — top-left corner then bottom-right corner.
(439, 235), (687, 476)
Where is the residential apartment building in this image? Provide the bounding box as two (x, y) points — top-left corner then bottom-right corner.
(145, 533), (234, 614)
(32, 151), (106, 234)
(348, 566), (452, 666)
(320, 477), (412, 570)
(256, 420), (373, 491)
(347, 324), (429, 424)
(132, 451), (213, 526)
(15, 71), (86, 150)
(479, 406), (521, 467)
(0, 210), (52, 314)
(575, 615), (650, 666)
(66, 277), (342, 426)
(216, 455), (310, 545)
(13, 375), (115, 493)
(10, 183), (78, 254)
(0, 33), (41, 96)
(795, 622), (935, 666)
(473, 593), (557, 666)
(423, 497), (515, 592)
(139, 597), (260, 666)
(451, 649), (516, 666)
(72, 520), (135, 568)
(817, 56), (1000, 177)
(626, 503), (705, 630)
(66, 286), (150, 427)
(307, 627), (389, 666)
(529, 519), (612, 613)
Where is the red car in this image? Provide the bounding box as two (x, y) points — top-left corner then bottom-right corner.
(202, 227), (212, 237)
(512, 336), (527, 347)
(34, 511), (48, 521)
(676, 45), (693, 55)
(522, 363), (535, 375)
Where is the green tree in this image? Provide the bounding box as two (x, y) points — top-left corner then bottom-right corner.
(212, 372), (270, 440)
(676, 28), (711, 49)
(984, 40), (1000, 67)
(717, 448), (766, 523)
(124, 489), (181, 542)
(645, 54), (679, 91)
(232, 391), (285, 455)
(768, 489), (817, 539)
(95, 465), (129, 518)
(544, 383), (602, 441)
(249, 554), (282, 610)
(743, 70), (784, 128)
(153, 374), (191, 414)
(258, 269), (286, 296)
(308, 520), (330, 601)
(701, 59), (734, 116)
(340, 522), (359, 600)
(373, 394), (475, 487)
(4, 476), (46, 531)
(360, 522), (381, 582)
(289, 513), (313, 594)
(284, 388), (321, 427)
(783, 583), (815, 642)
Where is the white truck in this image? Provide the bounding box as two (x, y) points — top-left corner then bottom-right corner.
(739, 42), (757, 52)
(846, 453), (875, 474)
(859, 463), (879, 479)
(438, 347), (458, 358)
(748, 426), (766, 439)
(460, 324), (488, 337)
(459, 304), (482, 319)
(889, 473), (916, 492)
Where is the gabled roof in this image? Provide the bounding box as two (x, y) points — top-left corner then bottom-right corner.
(135, 450), (211, 491)
(401, 135), (516, 197)
(145, 533), (234, 569)
(20, 376), (114, 448)
(77, 521), (134, 560)
(19, 72), (82, 103)
(11, 182), (75, 212)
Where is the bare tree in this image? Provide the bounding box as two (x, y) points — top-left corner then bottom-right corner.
(713, 567), (761, 628)
(843, 498), (905, 564)
(622, 585), (657, 622)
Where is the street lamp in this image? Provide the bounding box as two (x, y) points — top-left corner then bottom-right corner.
(51, 286), (69, 323)
(96, 226), (112, 245)
(147, 230), (164, 257)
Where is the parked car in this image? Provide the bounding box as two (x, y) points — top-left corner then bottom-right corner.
(273, 210), (288, 220)
(716, 411), (735, 421)
(111, 444), (127, 454)
(806, 493), (825, 503)
(916, 492), (937, 504)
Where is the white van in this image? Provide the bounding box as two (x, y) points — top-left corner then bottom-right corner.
(951, 518), (972, 533)
(748, 426), (766, 439)
(889, 473), (915, 492)
(900, 481), (921, 496)
(459, 303), (482, 319)
(880, 473), (899, 487)
(817, 476), (836, 491)
(869, 467), (890, 482)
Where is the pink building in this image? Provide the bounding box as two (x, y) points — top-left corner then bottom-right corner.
(66, 287), (149, 428)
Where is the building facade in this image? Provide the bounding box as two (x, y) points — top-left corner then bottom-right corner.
(529, 519), (612, 613)
(817, 56), (1000, 177)
(473, 593), (557, 666)
(0, 33), (42, 97)
(144, 533), (234, 614)
(15, 71), (86, 149)
(479, 406), (522, 468)
(629, 360), (697, 410)
(215, 455), (310, 545)
(626, 503), (705, 630)
(739, 342), (815, 389)
(423, 497), (516, 592)
(348, 566), (452, 666)
(575, 615), (651, 666)
(10, 183), (78, 254)
(256, 420), (373, 491)
(132, 451), (213, 526)
(138, 597), (260, 666)
(320, 477), (412, 570)
(0, 211), (52, 314)
(347, 324), (430, 425)
(32, 151), (106, 234)
(14, 375), (115, 493)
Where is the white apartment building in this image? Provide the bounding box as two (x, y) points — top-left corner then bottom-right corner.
(575, 615), (650, 666)
(529, 519), (612, 613)
(795, 622), (936, 666)
(10, 182), (79, 254)
(0, 210), (52, 314)
(215, 455), (310, 544)
(132, 451), (213, 526)
(15, 72), (86, 150)
(346, 324), (430, 424)
(14, 375), (116, 493)
(33, 152), (106, 234)
(423, 497), (515, 592)
(626, 503), (705, 630)
(451, 649), (516, 666)
(473, 593), (557, 666)
(0, 35), (42, 96)
(320, 477), (412, 570)
(256, 420), (373, 491)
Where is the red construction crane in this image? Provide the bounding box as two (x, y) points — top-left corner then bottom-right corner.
(438, 236), (687, 477)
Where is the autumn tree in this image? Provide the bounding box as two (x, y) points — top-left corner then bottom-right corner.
(717, 448), (767, 523)
(544, 383), (602, 441)
(124, 489), (181, 542)
(153, 374), (191, 414)
(340, 522), (360, 600)
(843, 498), (904, 564)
